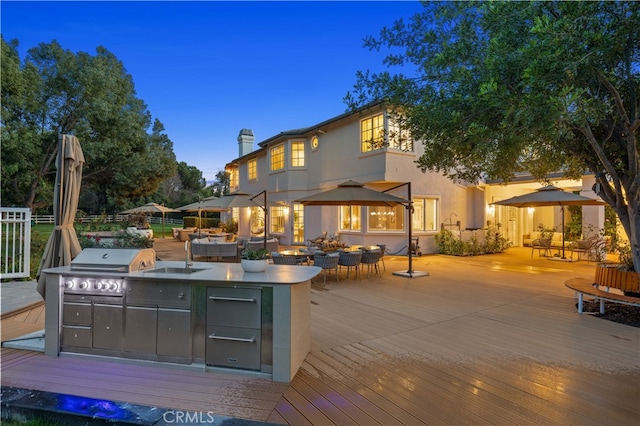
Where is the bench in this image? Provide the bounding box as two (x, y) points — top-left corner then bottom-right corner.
(565, 277), (640, 314)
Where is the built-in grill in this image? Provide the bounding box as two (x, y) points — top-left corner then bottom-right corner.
(60, 248), (157, 355)
(70, 248), (156, 273)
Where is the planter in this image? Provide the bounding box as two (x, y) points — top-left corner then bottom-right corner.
(595, 263), (640, 295)
(241, 259), (268, 273)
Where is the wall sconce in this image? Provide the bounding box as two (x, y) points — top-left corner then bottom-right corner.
(528, 207), (535, 215)
(487, 205), (495, 215)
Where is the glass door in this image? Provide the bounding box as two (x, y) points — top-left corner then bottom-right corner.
(293, 203), (304, 244)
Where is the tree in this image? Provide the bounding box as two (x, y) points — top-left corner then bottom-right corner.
(346, 1), (640, 270)
(1, 38), (176, 212)
(208, 170), (230, 197)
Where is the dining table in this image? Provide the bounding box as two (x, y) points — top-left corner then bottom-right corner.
(279, 249), (314, 265)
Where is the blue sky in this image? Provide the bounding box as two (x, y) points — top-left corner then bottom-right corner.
(2, 1), (423, 182)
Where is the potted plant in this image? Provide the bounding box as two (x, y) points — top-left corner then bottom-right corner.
(241, 247), (270, 272)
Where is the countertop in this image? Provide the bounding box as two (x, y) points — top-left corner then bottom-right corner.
(44, 260), (321, 284)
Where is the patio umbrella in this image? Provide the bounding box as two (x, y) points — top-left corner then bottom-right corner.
(295, 180), (427, 278)
(36, 134), (85, 298)
(492, 185), (605, 259)
(177, 196), (229, 234)
(295, 180), (410, 206)
(120, 203), (180, 238)
(217, 191), (281, 247)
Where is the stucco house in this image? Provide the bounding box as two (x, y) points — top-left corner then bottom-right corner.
(224, 102), (604, 254)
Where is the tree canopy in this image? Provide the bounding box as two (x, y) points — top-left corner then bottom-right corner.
(1, 38), (177, 213)
(346, 1), (640, 269)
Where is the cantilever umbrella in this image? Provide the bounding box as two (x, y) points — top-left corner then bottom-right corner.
(37, 134), (85, 298)
(120, 203), (180, 238)
(296, 180), (428, 278)
(177, 196), (229, 234)
(492, 185), (605, 259)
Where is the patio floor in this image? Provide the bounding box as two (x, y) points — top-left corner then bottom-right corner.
(2, 239), (639, 424)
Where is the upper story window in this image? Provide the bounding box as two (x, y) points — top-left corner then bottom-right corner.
(270, 144), (285, 171)
(228, 167), (238, 191)
(291, 141), (305, 167)
(361, 114), (385, 152)
(388, 118), (414, 152)
(247, 158), (257, 181)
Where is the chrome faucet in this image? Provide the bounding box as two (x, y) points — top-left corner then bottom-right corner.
(185, 240), (193, 269)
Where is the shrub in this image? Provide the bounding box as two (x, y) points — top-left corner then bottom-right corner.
(435, 227), (510, 256)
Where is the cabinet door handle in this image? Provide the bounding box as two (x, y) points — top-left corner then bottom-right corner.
(208, 296), (256, 303)
(208, 334), (255, 343)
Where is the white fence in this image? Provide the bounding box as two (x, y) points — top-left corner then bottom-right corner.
(1, 208), (32, 279)
(32, 215), (184, 225)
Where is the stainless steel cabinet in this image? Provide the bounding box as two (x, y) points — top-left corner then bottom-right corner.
(206, 287), (262, 370)
(158, 308), (191, 358)
(124, 305), (157, 354)
(124, 280), (192, 362)
(93, 304), (123, 351)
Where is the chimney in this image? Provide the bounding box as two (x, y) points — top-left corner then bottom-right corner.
(237, 129), (255, 157)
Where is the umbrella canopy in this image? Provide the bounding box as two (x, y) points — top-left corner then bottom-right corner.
(492, 185), (605, 258)
(177, 196), (229, 213)
(295, 180), (426, 278)
(120, 202), (179, 215)
(492, 185), (605, 208)
(37, 134), (85, 298)
(216, 192), (279, 209)
(296, 180), (409, 206)
(120, 203), (180, 238)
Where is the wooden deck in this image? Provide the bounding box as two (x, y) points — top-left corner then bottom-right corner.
(2, 247), (639, 424)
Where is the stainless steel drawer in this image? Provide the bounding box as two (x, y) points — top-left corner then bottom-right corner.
(62, 302), (92, 326)
(206, 287), (261, 328)
(127, 281), (191, 309)
(206, 325), (261, 370)
(62, 326), (91, 348)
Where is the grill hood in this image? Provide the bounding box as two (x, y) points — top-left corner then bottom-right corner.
(70, 248), (156, 273)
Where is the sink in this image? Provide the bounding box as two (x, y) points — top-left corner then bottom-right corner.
(143, 267), (206, 274)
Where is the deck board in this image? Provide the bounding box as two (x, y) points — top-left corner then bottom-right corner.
(2, 248), (639, 425)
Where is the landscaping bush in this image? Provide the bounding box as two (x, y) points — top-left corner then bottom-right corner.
(435, 227), (510, 256)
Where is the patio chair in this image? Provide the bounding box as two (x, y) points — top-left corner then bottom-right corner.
(312, 252), (339, 284)
(360, 249), (382, 278)
(376, 244), (387, 272)
(271, 252), (299, 265)
(531, 237), (552, 258)
(338, 250), (362, 281)
(307, 232), (328, 248)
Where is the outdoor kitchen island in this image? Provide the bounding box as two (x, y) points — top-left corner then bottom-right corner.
(43, 248), (320, 383)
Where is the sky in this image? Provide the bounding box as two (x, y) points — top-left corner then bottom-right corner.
(2, 0), (424, 183)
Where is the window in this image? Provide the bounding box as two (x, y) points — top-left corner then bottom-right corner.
(388, 118), (413, 151)
(250, 207), (265, 234)
(247, 158), (257, 181)
(270, 144), (285, 171)
(293, 203), (304, 243)
(270, 206), (286, 234)
(228, 167), (238, 191)
(367, 205), (405, 231)
(340, 206), (361, 231)
(412, 198), (438, 231)
(291, 141), (305, 167)
(361, 114), (385, 152)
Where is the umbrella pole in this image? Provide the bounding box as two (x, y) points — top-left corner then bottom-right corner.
(386, 182), (428, 278)
(561, 206), (566, 259)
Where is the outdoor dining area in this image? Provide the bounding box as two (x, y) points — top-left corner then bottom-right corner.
(166, 229), (387, 283)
